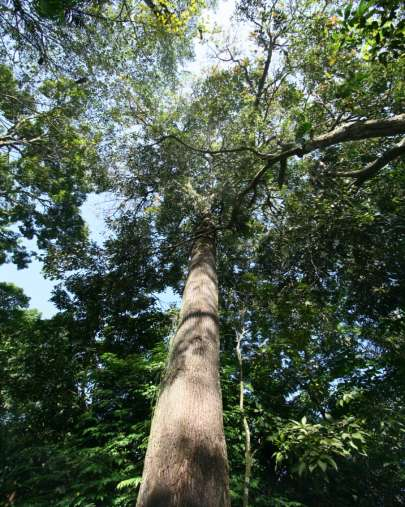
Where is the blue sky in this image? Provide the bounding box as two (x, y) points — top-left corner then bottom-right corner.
(0, 192), (180, 317)
(0, 193), (111, 318)
(0, 258), (57, 317)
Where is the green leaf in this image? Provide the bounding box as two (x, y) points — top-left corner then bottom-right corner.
(116, 477), (142, 490)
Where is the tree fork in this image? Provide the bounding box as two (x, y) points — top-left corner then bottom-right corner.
(136, 215), (230, 507)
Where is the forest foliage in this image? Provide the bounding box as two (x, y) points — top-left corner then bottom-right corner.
(1, 0), (404, 505)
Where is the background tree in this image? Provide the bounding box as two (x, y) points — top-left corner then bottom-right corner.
(0, 0), (202, 272)
(0, 64), (103, 269)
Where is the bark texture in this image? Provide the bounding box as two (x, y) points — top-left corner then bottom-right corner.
(136, 217), (230, 507)
(305, 113), (405, 152)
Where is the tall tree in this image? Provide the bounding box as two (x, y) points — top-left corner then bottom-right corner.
(1, 0), (405, 505)
(116, 0), (405, 503)
(0, 64), (104, 268)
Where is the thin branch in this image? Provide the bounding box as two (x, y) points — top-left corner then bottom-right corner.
(263, 72), (288, 121)
(149, 134), (269, 159)
(234, 145), (299, 211)
(0, 135), (43, 148)
(254, 40), (273, 109)
(227, 48), (255, 94)
(235, 317), (253, 507)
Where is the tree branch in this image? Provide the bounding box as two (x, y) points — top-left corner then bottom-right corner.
(335, 137), (405, 184)
(232, 113), (405, 223)
(221, 49), (255, 94)
(150, 134), (269, 158)
(254, 41), (273, 109)
(0, 135), (43, 148)
(303, 114), (405, 153)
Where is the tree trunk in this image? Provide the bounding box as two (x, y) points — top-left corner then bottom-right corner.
(236, 322), (252, 507)
(136, 216), (230, 507)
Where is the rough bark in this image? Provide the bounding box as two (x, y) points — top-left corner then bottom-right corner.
(136, 216), (230, 507)
(304, 114), (405, 152)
